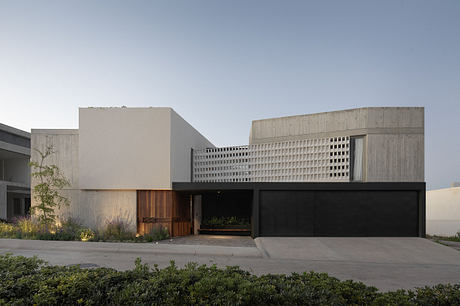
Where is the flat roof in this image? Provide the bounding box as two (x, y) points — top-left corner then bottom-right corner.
(0, 123), (30, 138)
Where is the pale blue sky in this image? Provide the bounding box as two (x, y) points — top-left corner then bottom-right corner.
(0, 1), (459, 190)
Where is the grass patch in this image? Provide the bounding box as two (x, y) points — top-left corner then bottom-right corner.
(427, 233), (460, 243)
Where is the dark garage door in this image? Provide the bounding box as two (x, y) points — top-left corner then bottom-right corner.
(259, 190), (419, 237)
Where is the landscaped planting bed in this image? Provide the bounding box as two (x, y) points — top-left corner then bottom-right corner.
(199, 216), (251, 235)
(0, 217), (169, 243)
(1, 254), (459, 305)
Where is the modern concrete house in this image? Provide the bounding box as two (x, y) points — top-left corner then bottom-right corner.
(31, 106), (425, 237)
(0, 123), (31, 221)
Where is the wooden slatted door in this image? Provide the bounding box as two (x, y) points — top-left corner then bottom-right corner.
(137, 190), (191, 237)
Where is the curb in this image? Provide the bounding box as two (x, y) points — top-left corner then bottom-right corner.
(0, 239), (262, 258)
(254, 238), (270, 258)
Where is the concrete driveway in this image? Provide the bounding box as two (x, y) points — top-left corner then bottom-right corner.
(255, 237), (460, 264)
(1, 237), (460, 291)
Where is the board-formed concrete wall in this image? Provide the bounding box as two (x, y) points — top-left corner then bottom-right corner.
(31, 130), (136, 231)
(366, 133), (424, 182)
(31, 130), (81, 224)
(56, 190), (136, 232)
(249, 107), (424, 182)
(426, 187), (460, 236)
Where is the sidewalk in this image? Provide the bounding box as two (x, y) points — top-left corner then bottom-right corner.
(0, 238), (262, 258)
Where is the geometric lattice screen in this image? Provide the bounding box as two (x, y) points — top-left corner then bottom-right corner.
(193, 137), (350, 182)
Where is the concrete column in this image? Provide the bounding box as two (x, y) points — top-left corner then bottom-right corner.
(0, 183), (6, 220)
(252, 189), (259, 238)
(193, 195), (202, 235)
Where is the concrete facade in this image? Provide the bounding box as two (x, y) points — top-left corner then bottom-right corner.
(249, 107), (424, 182)
(79, 107), (214, 190)
(0, 123), (31, 220)
(79, 108), (172, 190)
(31, 107), (214, 230)
(30, 106), (425, 235)
(426, 186), (460, 236)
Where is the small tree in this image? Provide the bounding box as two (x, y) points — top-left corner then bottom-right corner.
(30, 145), (70, 225)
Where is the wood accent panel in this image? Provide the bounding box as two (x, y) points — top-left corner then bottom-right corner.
(137, 190), (191, 237)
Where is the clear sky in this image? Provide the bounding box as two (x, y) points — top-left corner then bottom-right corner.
(0, 1), (459, 190)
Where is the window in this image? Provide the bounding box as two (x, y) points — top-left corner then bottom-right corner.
(13, 198), (21, 215)
(350, 136), (364, 181)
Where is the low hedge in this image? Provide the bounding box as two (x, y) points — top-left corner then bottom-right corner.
(1, 254), (459, 305)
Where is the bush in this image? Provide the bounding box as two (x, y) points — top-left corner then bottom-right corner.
(202, 216), (250, 226)
(0, 217), (147, 243)
(80, 228), (96, 242)
(0, 222), (15, 238)
(99, 217), (135, 241)
(34, 218), (85, 241)
(144, 225), (169, 242)
(15, 217), (40, 238)
(0, 254), (459, 305)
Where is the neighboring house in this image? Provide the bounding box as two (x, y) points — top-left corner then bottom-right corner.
(31, 107), (425, 238)
(0, 123), (31, 221)
(426, 184), (460, 236)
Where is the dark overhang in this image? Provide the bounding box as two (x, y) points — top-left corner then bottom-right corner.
(172, 181), (426, 192)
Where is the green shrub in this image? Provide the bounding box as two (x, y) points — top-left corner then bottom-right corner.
(60, 218), (84, 237)
(99, 217), (135, 241)
(0, 222), (15, 238)
(34, 218), (84, 241)
(15, 217), (40, 238)
(1, 254), (459, 305)
(202, 216), (250, 226)
(80, 228), (96, 241)
(144, 225), (169, 242)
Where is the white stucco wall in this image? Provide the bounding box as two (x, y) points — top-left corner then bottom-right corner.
(79, 107), (172, 189)
(170, 110), (215, 183)
(426, 187), (460, 236)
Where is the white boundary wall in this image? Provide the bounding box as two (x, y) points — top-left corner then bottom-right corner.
(426, 186), (460, 236)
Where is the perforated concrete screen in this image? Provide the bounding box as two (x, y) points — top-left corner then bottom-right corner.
(193, 137), (350, 182)
(193, 146), (250, 182)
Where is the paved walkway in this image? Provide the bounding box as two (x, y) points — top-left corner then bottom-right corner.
(1, 237), (460, 292)
(159, 235), (255, 247)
